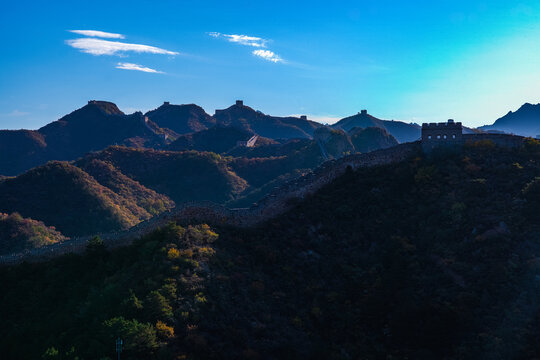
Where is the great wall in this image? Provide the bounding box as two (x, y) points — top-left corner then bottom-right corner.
(0, 142), (421, 265)
(0, 125), (529, 266)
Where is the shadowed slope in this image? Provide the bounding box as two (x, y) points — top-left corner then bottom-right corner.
(145, 103), (216, 134)
(81, 146), (248, 204)
(0, 162), (144, 236)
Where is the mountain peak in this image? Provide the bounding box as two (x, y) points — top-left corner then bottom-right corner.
(480, 101), (540, 136)
(517, 102), (540, 111)
(85, 100), (124, 115)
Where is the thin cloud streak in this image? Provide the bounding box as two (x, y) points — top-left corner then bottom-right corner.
(209, 32), (268, 47)
(116, 62), (163, 73)
(65, 38), (178, 56)
(6, 110), (30, 117)
(68, 30), (125, 39)
(252, 49), (283, 63)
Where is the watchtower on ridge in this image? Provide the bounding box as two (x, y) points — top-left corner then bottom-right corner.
(421, 119), (463, 151)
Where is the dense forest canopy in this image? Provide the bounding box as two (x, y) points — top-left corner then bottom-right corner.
(1, 141), (540, 359)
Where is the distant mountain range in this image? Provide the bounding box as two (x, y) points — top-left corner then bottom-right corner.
(0, 122), (399, 246)
(1, 99), (539, 248)
(0, 100), (423, 176)
(479, 103), (540, 137)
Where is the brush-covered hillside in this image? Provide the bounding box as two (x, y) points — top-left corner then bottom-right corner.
(78, 146), (248, 204)
(2, 140), (540, 359)
(0, 161), (173, 237)
(0, 212), (67, 255)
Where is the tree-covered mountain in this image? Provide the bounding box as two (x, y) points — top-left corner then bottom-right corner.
(168, 126), (255, 153)
(213, 102), (323, 139)
(332, 110), (421, 143)
(0, 161), (172, 237)
(39, 101), (173, 158)
(2, 141), (540, 359)
(145, 103), (216, 135)
(349, 126), (399, 152)
(78, 146), (248, 204)
(313, 127), (355, 158)
(479, 103), (540, 137)
(0, 130), (47, 175)
(0, 101), (401, 176)
(0, 212), (67, 255)
(0, 101), (175, 176)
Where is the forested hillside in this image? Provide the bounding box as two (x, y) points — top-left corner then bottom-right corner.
(2, 141), (540, 359)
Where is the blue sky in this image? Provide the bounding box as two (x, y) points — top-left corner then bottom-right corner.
(2, 0), (540, 129)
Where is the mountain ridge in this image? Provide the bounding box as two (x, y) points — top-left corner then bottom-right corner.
(479, 102), (540, 136)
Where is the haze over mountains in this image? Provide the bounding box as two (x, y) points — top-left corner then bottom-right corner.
(479, 102), (540, 137)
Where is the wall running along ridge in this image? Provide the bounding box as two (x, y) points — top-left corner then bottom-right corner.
(0, 142), (421, 265)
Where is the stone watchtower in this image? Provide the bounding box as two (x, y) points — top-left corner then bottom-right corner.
(422, 119), (463, 152)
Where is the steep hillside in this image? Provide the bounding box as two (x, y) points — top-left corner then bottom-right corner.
(39, 101), (169, 160)
(226, 138), (311, 158)
(77, 159), (175, 217)
(0, 101), (178, 176)
(213, 102), (322, 139)
(313, 127), (355, 159)
(145, 103), (216, 134)
(349, 126), (399, 152)
(332, 110), (420, 143)
(480, 102), (540, 137)
(168, 126), (253, 153)
(0, 130), (47, 176)
(2, 142), (540, 359)
(0, 162), (146, 236)
(0, 212), (67, 255)
(80, 146), (248, 203)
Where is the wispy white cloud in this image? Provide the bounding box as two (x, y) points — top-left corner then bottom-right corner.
(209, 32), (268, 47)
(116, 62), (163, 73)
(68, 30), (125, 39)
(6, 110), (30, 117)
(252, 49), (283, 63)
(65, 38), (178, 56)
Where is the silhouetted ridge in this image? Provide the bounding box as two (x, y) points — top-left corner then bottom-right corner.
(84, 100), (124, 115)
(38, 101), (167, 161)
(332, 110), (421, 143)
(214, 101), (322, 139)
(145, 102), (215, 134)
(480, 102), (540, 137)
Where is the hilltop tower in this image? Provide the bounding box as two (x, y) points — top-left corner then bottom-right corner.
(421, 119), (463, 151)
(236, 100), (244, 106)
